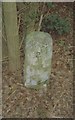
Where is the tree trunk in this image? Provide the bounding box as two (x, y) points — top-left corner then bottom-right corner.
(3, 2), (20, 75)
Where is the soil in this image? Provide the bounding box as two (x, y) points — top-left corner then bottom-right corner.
(2, 3), (73, 118)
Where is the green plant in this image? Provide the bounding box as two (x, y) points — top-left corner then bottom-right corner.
(46, 2), (54, 8)
(57, 39), (69, 51)
(42, 14), (70, 35)
(24, 3), (39, 25)
(57, 40), (65, 46)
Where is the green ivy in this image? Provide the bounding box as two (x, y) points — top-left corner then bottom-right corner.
(42, 14), (70, 35)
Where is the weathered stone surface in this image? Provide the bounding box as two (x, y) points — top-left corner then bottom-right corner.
(24, 31), (53, 89)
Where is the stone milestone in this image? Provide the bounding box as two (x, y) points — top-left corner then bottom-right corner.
(24, 31), (53, 89)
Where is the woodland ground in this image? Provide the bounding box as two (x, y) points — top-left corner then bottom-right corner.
(2, 3), (73, 118)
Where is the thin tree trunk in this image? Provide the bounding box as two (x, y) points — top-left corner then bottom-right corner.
(3, 2), (20, 75)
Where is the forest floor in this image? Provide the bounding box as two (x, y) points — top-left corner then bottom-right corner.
(2, 3), (73, 118)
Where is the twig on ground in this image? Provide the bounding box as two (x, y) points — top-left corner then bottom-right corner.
(38, 3), (46, 31)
